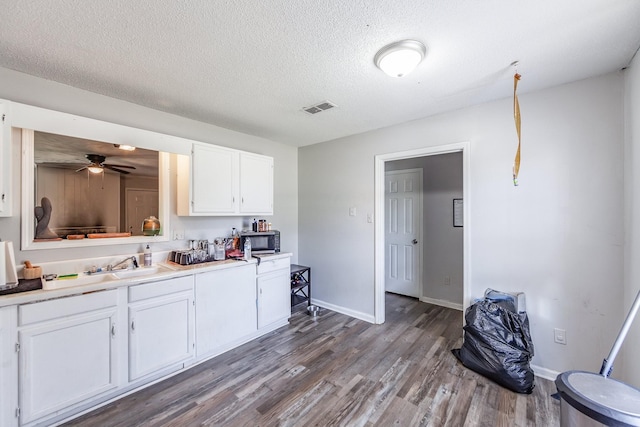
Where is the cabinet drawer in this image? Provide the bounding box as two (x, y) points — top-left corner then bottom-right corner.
(129, 275), (193, 302)
(257, 257), (289, 275)
(19, 290), (118, 326)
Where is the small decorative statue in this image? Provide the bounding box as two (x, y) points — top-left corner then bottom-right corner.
(34, 197), (59, 240)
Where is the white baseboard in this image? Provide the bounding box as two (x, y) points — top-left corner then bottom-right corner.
(420, 296), (463, 311)
(531, 364), (560, 382)
(311, 298), (375, 323)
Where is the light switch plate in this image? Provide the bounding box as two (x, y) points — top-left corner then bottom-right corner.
(349, 207), (356, 216)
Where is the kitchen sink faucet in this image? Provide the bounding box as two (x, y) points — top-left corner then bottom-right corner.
(108, 256), (139, 271)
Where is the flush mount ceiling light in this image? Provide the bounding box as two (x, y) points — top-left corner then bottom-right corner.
(114, 144), (136, 151)
(374, 40), (427, 78)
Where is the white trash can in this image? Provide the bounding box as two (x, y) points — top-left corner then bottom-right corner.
(555, 371), (640, 426)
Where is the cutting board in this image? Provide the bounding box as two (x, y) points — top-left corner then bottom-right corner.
(87, 232), (132, 239)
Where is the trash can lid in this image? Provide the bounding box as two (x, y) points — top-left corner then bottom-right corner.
(556, 371), (640, 426)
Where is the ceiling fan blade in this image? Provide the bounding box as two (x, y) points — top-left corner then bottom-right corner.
(104, 163), (136, 169)
(75, 165), (89, 172)
(104, 165), (131, 174)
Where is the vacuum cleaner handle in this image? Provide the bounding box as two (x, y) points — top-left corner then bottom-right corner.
(600, 287), (640, 377)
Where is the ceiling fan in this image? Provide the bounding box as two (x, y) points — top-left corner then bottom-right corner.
(75, 154), (136, 175)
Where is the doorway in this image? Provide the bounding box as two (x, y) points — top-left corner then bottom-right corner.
(374, 142), (470, 324)
(125, 188), (159, 236)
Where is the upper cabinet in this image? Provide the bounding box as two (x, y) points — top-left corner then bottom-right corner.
(178, 142), (273, 216)
(239, 152), (273, 215)
(178, 143), (239, 215)
(0, 100), (11, 217)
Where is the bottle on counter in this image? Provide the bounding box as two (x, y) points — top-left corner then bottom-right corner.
(144, 244), (152, 267)
(231, 227), (239, 250)
(243, 237), (252, 261)
(267, 222), (272, 231)
(252, 218), (258, 232)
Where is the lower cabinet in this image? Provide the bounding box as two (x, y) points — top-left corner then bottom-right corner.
(17, 290), (120, 426)
(5, 258), (291, 425)
(128, 276), (195, 382)
(0, 306), (18, 427)
(257, 258), (291, 329)
(195, 264), (257, 358)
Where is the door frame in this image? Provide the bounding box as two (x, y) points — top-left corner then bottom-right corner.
(374, 141), (470, 324)
(384, 168), (423, 299)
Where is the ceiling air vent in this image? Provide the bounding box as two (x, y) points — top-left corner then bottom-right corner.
(302, 100), (337, 115)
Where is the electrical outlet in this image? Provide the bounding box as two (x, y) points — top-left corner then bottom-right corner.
(367, 213), (373, 223)
(554, 328), (567, 345)
(444, 276), (450, 286)
(349, 207), (357, 216)
(173, 230), (185, 240)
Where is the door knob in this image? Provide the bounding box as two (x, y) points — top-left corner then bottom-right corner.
(412, 239), (418, 244)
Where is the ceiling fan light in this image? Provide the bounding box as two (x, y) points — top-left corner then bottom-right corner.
(115, 144), (136, 151)
(374, 40), (427, 78)
(88, 165), (103, 174)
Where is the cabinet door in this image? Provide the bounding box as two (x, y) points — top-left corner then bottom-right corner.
(0, 100), (10, 217)
(240, 152), (273, 215)
(258, 268), (291, 329)
(0, 307), (18, 427)
(195, 264), (257, 358)
(191, 143), (239, 214)
(128, 290), (194, 381)
(18, 307), (119, 424)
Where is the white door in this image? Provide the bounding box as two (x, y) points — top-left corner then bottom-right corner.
(19, 308), (119, 424)
(128, 290), (194, 381)
(239, 152), (273, 215)
(257, 269), (291, 329)
(125, 189), (158, 235)
(385, 169), (422, 297)
(192, 143), (239, 214)
(195, 265), (257, 358)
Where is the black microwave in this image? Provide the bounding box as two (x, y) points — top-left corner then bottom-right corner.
(239, 230), (280, 254)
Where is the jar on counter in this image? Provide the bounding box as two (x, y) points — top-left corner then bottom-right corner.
(258, 219), (266, 232)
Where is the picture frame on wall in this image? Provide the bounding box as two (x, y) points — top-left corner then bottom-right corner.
(453, 198), (463, 227)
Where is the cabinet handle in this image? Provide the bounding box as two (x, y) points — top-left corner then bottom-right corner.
(131, 320), (135, 331)
(111, 324), (116, 337)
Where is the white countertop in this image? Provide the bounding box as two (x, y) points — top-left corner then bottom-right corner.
(0, 253), (292, 308)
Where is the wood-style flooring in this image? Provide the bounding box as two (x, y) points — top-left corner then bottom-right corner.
(64, 293), (560, 426)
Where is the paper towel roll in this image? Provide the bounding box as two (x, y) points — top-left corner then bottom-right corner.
(0, 241), (19, 290)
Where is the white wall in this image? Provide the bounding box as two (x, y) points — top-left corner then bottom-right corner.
(0, 67), (299, 264)
(624, 52), (640, 387)
(386, 153), (464, 305)
(299, 73), (627, 381)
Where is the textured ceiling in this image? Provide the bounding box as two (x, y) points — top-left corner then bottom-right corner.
(1, 1), (640, 147)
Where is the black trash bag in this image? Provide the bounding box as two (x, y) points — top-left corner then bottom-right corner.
(452, 298), (535, 394)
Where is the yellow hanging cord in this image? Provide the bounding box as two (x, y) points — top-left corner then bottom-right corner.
(513, 72), (522, 186)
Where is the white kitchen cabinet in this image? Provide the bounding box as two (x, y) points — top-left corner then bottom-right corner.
(239, 152), (273, 215)
(177, 142), (273, 216)
(195, 264), (257, 358)
(257, 258), (291, 329)
(0, 306), (18, 427)
(177, 143), (239, 215)
(128, 275), (195, 382)
(17, 290), (120, 425)
(0, 99), (11, 217)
